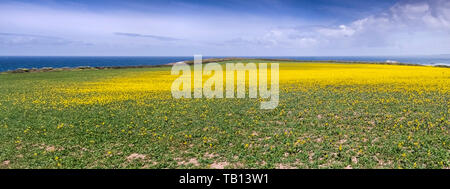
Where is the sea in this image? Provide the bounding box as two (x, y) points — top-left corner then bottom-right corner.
(1, 55), (449, 72)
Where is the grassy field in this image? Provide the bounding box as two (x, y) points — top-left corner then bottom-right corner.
(0, 62), (448, 169)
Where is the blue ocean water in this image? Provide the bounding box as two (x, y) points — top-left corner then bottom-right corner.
(0, 56), (191, 72)
(0, 55), (449, 72)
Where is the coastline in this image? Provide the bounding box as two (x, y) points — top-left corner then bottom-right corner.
(2, 57), (449, 74)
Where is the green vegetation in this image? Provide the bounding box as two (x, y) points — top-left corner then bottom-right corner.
(0, 62), (448, 169)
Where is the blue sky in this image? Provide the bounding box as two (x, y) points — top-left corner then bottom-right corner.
(0, 0), (449, 56)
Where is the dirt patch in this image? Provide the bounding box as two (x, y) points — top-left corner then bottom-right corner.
(46, 146), (56, 152)
(210, 162), (229, 169)
(126, 153), (146, 161)
(276, 163), (296, 169)
(2, 160), (10, 166)
(337, 139), (347, 144)
(308, 152), (315, 163)
(233, 162), (245, 168)
(275, 121), (285, 125)
(373, 155), (392, 167)
(177, 158), (200, 166)
(37, 144), (64, 152)
(204, 152), (218, 159)
(187, 158), (199, 166)
(141, 161), (158, 168)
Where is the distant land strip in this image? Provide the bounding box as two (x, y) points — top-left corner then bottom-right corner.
(2, 57), (448, 74)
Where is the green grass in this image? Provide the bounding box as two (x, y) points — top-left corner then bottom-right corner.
(0, 63), (448, 169)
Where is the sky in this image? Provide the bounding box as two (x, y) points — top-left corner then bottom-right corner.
(0, 0), (449, 56)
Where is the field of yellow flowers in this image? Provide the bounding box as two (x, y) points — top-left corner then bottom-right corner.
(0, 61), (448, 169)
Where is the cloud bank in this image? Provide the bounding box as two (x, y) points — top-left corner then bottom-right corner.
(0, 0), (449, 56)
(114, 32), (180, 41)
(234, 0), (450, 55)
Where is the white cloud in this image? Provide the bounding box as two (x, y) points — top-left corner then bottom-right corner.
(0, 0), (449, 55)
(239, 0), (450, 55)
(389, 0), (450, 29)
(317, 25), (356, 37)
(0, 1), (307, 55)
